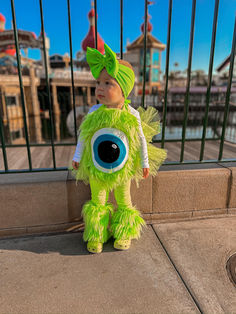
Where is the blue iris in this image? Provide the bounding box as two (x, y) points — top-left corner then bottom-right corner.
(93, 134), (127, 170)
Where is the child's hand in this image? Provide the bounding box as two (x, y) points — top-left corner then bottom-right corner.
(143, 168), (149, 179)
(72, 160), (79, 170)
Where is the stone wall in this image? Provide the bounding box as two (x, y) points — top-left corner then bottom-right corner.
(0, 163), (235, 237)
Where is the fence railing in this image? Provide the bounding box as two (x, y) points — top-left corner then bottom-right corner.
(0, 0), (236, 174)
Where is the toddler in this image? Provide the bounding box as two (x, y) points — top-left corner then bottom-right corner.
(71, 43), (166, 253)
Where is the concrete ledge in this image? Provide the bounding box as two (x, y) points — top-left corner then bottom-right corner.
(153, 167), (230, 213)
(0, 163), (235, 237)
(229, 167), (236, 208)
(0, 172), (69, 228)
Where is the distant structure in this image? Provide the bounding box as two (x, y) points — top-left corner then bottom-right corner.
(2, 5), (234, 146)
(0, 13), (49, 67)
(0, 13), (16, 56)
(124, 13), (166, 95)
(0, 12), (44, 145)
(216, 53), (236, 74)
(216, 53), (236, 86)
(75, 3), (105, 68)
(81, 5), (105, 54)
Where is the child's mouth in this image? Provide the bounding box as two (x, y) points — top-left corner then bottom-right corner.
(98, 95), (104, 98)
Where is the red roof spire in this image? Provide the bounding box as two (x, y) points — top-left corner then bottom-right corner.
(141, 13), (153, 33)
(0, 13), (6, 22)
(82, 3), (104, 54)
(0, 13), (15, 55)
(88, 8), (95, 18)
(0, 13), (6, 33)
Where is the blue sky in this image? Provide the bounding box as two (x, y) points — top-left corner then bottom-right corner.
(1, 0), (235, 74)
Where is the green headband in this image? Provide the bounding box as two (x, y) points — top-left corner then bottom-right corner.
(86, 43), (135, 99)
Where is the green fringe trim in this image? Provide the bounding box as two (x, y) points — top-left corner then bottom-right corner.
(132, 106), (167, 187)
(137, 106), (161, 142)
(70, 105), (141, 190)
(82, 200), (114, 243)
(69, 105), (167, 188)
(110, 206), (146, 240)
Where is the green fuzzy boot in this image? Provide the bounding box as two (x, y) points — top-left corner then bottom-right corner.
(82, 200), (113, 253)
(110, 206), (146, 250)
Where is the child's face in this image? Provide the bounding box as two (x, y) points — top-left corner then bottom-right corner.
(95, 69), (125, 108)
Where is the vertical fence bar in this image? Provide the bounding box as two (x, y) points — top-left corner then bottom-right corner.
(67, 0), (77, 142)
(94, 0), (98, 49)
(10, 0), (32, 170)
(161, 0), (172, 149)
(218, 15), (236, 160)
(0, 108), (8, 171)
(200, 0), (219, 161)
(4, 95), (12, 144)
(180, 0), (196, 162)
(141, 0), (148, 109)
(120, 0), (123, 59)
(39, 0), (56, 169)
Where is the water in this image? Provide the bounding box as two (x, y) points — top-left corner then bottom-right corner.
(154, 126), (218, 141)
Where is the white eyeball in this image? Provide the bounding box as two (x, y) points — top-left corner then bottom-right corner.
(91, 128), (129, 173)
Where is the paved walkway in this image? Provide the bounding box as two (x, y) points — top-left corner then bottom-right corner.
(0, 216), (235, 314)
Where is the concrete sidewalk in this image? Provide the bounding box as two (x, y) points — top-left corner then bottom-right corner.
(0, 217), (235, 314)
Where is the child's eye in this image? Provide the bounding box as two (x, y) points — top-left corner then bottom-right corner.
(105, 82), (110, 85)
(96, 81), (100, 85)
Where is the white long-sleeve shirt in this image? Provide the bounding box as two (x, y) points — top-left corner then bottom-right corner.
(73, 104), (149, 168)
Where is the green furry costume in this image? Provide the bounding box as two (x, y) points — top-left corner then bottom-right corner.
(70, 104), (167, 243)
(69, 43), (167, 249)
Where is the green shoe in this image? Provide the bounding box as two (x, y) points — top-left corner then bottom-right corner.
(114, 239), (131, 250)
(87, 241), (103, 254)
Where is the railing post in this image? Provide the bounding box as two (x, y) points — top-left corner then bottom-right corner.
(39, 0), (56, 169)
(120, 0), (123, 59)
(161, 0), (172, 149)
(218, 16), (236, 160)
(200, 0), (219, 161)
(0, 93), (8, 171)
(141, 0), (148, 109)
(67, 0), (77, 143)
(180, 0), (196, 162)
(10, 0), (32, 170)
(94, 0), (98, 49)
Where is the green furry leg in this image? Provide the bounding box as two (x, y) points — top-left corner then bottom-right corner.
(110, 205), (146, 240)
(82, 177), (113, 246)
(82, 200), (113, 243)
(111, 180), (146, 242)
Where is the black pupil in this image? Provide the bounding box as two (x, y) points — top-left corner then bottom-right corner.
(98, 141), (120, 163)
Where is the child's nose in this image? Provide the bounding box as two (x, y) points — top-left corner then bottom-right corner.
(96, 86), (104, 92)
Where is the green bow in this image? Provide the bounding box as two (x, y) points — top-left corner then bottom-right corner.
(86, 43), (135, 99)
(86, 43), (118, 79)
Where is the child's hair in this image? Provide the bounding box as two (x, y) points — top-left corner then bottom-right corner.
(117, 59), (134, 73)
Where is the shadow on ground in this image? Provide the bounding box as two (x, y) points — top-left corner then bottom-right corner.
(0, 232), (118, 256)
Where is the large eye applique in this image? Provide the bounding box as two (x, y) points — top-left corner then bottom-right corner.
(91, 128), (129, 173)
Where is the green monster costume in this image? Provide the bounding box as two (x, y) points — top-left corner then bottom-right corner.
(69, 44), (167, 253)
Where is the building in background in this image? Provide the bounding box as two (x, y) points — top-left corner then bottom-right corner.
(124, 13), (166, 95)
(216, 53), (236, 86)
(0, 12), (44, 145)
(0, 4), (235, 145)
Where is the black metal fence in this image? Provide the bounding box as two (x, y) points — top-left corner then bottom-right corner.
(0, 0), (236, 173)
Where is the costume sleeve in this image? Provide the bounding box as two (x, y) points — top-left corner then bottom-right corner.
(72, 104), (101, 162)
(136, 112), (149, 168)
